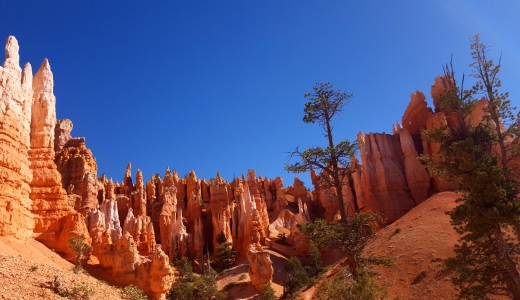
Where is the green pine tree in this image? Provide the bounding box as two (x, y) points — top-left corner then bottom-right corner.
(422, 34), (520, 299)
(285, 82), (358, 219)
(308, 241), (322, 275)
(259, 283), (277, 300)
(213, 231), (238, 272)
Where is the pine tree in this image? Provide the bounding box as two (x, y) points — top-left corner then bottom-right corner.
(213, 231), (238, 272)
(308, 241), (322, 275)
(259, 283), (276, 300)
(422, 34), (520, 299)
(68, 236), (92, 274)
(285, 82), (358, 219)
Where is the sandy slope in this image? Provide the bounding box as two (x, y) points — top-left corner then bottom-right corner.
(0, 237), (123, 300)
(364, 191), (461, 300)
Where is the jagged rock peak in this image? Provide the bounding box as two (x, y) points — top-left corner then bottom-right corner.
(33, 58), (53, 93)
(3, 36), (20, 69)
(125, 162), (132, 178)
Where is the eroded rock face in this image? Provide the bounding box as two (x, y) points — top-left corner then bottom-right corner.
(28, 59), (70, 224)
(159, 186), (189, 260)
(98, 232), (174, 300)
(357, 132), (416, 222)
(123, 208), (156, 256)
(209, 182), (232, 252)
(0, 36), (34, 238)
(247, 247), (274, 291)
(54, 124), (98, 198)
(54, 119), (72, 152)
(393, 124), (431, 205)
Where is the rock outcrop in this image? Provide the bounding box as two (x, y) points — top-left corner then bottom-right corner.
(98, 232), (174, 300)
(54, 130), (97, 198)
(393, 124), (431, 205)
(159, 186), (189, 259)
(0, 36), (34, 238)
(123, 208), (156, 256)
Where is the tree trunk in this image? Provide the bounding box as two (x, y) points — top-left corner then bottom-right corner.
(494, 226), (520, 299)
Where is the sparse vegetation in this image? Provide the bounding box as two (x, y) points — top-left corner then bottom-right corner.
(166, 263), (226, 300)
(223, 282), (236, 290)
(316, 267), (388, 300)
(68, 236), (92, 274)
(30, 265), (38, 272)
(369, 257), (395, 267)
(212, 231), (238, 273)
(285, 82), (358, 219)
(394, 228), (401, 234)
(308, 241), (322, 275)
(122, 284), (148, 300)
(276, 233), (289, 245)
(298, 213), (381, 274)
(238, 274), (247, 281)
(44, 276), (95, 300)
(259, 283), (276, 300)
(412, 270), (428, 284)
(283, 257), (310, 296)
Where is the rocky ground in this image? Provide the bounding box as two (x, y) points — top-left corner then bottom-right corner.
(0, 238), (123, 300)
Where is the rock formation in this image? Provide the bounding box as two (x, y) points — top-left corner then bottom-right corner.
(98, 232), (174, 299)
(247, 246), (274, 291)
(123, 208), (156, 256)
(54, 132), (97, 198)
(357, 132), (416, 222)
(0, 36), (34, 238)
(209, 179), (232, 252)
(159, 186), (189, 259)
(393, 124), (431, 205)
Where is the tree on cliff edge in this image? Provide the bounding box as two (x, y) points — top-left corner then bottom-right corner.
(422, 34), (520, 299)
(285, 82), (358, 220)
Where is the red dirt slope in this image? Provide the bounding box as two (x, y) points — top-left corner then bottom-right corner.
(365, 191), (460, 300)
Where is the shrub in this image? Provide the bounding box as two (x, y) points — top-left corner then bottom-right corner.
(283, 257), (310, 295)
(69, 284), (95, 300)
(30, 265), (38, 272)
(238, 274), (247, 281)
(68, 236), (92, 274)
(259, 283), (276, 300)
(122, 284), (148, 300)
(316, 267), (387, 300)
(412, 270), (428, 284)
(223, 282), (236, 290)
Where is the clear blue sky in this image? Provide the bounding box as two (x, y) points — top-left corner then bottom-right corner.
(1, 1), (519, 188)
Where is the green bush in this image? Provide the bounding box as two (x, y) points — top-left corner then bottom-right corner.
(69, 284), (95, 300)
(316, 267), (387, 300)
(223, 282), (236, 290)
(259, 283), (276, 300)
(122, 284), (148, 300)
(412, 270), (428, 284)
(283, 257), (310, 295)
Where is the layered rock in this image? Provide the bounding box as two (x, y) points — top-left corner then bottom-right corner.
(209, 182), (232, 252)
(54, 119), (72, 151)
(98, 232), (174, 300)
(54, 130), (97, 198)
(393, 124), (431, 205)
(0, 36), (34, 238)
(247, 247), (274, 291)
(123, 208), (156, 256)
(159, 186), (189, 259)
(27, 58), (91, 258)
(357, 132), (416, 222)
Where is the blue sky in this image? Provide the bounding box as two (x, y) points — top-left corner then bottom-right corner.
(1, 1), (519, 188)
